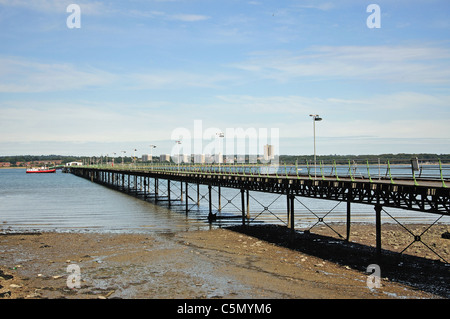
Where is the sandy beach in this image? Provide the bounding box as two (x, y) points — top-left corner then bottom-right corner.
(0, 223), (449, 300)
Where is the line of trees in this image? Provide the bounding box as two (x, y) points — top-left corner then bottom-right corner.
(0, 155), (134, 166)
(0, 155), (80, 164)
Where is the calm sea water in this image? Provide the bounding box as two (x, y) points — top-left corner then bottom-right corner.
(0, 168), (448, 234)
(0, 169), (209, 233)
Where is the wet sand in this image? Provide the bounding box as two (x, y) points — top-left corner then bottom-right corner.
(0, 223), (449, 299)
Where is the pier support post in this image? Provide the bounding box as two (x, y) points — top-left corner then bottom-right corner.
(208, 184), (213, 221)
(375, 204), (382, 260)
(197, 184), (200, 205)
(144, 178), (147, 200)
(287, 193), (290, 227)
(168, 180), (171, 207)
(346, 183), (352, 242)
(181, 181), (183, 201)
(289, 194), (295, 232)
(346, 200), (351, 241)
(289, 194), (295, 244)
(241, 189), (246, 226)
(218, 186), (221, 211)
(246, 189), (250, 220)
(185, 182), (189, 214)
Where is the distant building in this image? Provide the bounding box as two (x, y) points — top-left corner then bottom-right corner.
(194, 154), (206, 164)
(264, 144), (274, 161)
(142, 154), (152, 162)
(181, 154), (190, 163)
(65, 162), (83, 166)
(214, 153), (223, 164)
(172, 154), (191, 164)
(15, 162), (31, 167)
(31, 160), (62, 165)
(0, 162), (11, 167)
(224, 155), (235, 164)
(160, 154), (171, 162)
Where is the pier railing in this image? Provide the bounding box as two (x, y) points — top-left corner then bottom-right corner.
(80, 158), (449, 187)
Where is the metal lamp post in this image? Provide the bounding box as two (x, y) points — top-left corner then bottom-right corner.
(310, 114), (322, 179)
(216, 132), (224, 173)
(149, 145), (156, 167)
(175, 140), (181, 172)
(121, 151), (126, 166)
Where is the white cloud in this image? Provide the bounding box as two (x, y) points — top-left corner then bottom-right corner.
(0, 100), (174, 143)
(296, 2), (335, 11)
(169, 13), (210, 22)
(216, 91), (450, 115)
(128, 9), (209, 22)
(0, 56), (234, 93)
(213, 92), (450, 140)
(229, 45), (450, 84)
(0, 0), (106, 15)
(0, 57), (117, 93)
(126, 71), (235, 90)
(1, 92), (449, 155)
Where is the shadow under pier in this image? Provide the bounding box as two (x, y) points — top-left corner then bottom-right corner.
(226, 224), (450, 299)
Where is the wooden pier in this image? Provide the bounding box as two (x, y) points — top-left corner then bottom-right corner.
(68, 162), (450, 262)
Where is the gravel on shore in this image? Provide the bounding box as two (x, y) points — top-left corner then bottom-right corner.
(0, 223), (448, 299)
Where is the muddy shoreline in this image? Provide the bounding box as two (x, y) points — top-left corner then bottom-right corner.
(0, 223), (448, 299)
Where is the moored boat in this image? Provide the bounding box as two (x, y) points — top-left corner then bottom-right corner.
(26, 167), (56, 174)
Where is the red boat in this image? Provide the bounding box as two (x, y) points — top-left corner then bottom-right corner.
(26, 167), (56, 174)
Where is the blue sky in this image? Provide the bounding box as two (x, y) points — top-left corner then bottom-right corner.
(0, 0), (449, 157)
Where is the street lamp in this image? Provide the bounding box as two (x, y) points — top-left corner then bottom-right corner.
(175, 140), (181, 172)
(216, 132), (224, 172)
(121, 151), (126, 166)
(310, 114), (322, 179)
(149, 145), (156, 166)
